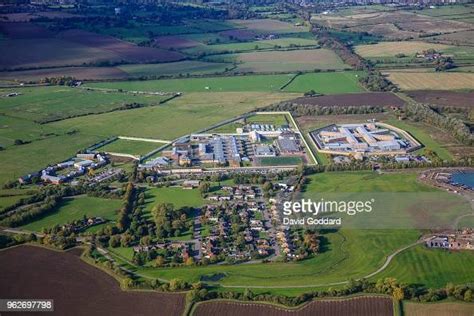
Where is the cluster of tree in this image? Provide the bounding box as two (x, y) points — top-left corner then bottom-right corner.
(152, 203), (193, 239)
(316, 32), (369, 70)
(405, 101), (473, 146)
(359, 71), (397, 92)
(40, 230), (77, 250)
(264, 102), (385, 117)
(39, 76), (78, 86)
(0, 195), (61, 227)
(117, 182), (136, 232)
(290, 229), (321, 260)
(434, 56), (455, 71)
(0, 233), (36, 249)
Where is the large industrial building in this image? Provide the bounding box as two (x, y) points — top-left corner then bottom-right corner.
(310, 123), (421, 157)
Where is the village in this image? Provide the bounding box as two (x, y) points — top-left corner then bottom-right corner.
(129, 179), (315, 266)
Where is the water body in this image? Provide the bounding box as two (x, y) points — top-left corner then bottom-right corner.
(451, 172), (474, 189)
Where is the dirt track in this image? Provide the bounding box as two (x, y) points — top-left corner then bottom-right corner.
(0, 245), (185, 316)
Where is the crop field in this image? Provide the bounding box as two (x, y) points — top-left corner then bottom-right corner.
(183, 37), (319, 55)
(403, 301), (474, 316)
(311, 10), (472, 40)
(20, 196), (122, 232)
(230, 19), (307, 34)
(0, 245), (186, 316)
(229, 49), (349, 73)
(0, 86), (168, 123)
(375, 245), (474, 288)
(97, 139), (161, 156)
(193, 296), (393, 316)
(430, 30), (474, 46)
(283, 72), (365, 94)
(0, 38), (119, 70)
(406, 91), (474, 107)
(85, 74), (295, 92)
(386, 72), (474, 90)
(0, 66), (130, 82)
(119, 61), (231, 77)
(355, 41), (452, 58)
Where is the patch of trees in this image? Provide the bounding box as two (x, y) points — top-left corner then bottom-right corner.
(405, 101), (473, 146)
(117, 182), (136, 232)
(359, 71), (397, 92)
(152, 203), (194, 239)
(434, 56), (455, 72)
(39, 76), (78, 86)
(264, 102), (385, 116)
(0, 195), (61, 227)
(317, 32), (369, 70)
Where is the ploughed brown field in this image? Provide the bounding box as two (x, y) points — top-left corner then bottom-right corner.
(0, 22), (184, 69)
(407, 91), (474, 108)
(290, 92), (405, 108)
(0, 245), (185, 316)
(193, 297), (393, 316)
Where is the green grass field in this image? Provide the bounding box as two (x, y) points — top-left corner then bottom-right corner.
(386, 119), (453, 161)
(118, 61), (232, 77)
(0, 86), (167, 123)
(283, 72), (366, 94)
(246, 113), (290, 126)
(85, 74), (295, 92)
(0, 91), (296, 190)
(260, 156), (302, 166)
(376, 245), (474, 288)
(98, 139), (161, 156)
(183, 37), (319, 55)
(144, 187), (205, 211)
(21, 196), (122, 232)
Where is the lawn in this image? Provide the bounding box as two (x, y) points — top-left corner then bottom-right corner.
(283, 72), (366, 94)
(260, 156), (302, 166)
(246, 113), (290, 126)
(304, 171), (436, 192)
(386, 118), (453, 161)
(85, 74), (295, 93)
(20, 196), (122, 232)
(376, 245), (474, 288)
(98, 139), (161, 156)
(144, 187), (205, 211)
